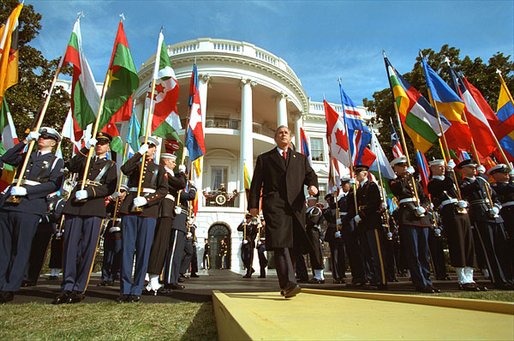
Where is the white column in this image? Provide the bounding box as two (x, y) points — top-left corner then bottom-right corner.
(195, 74), (210, 210)
(294, 113), (303, 152)
(240, 79), (255, 199)
(277, 92), (288, 127)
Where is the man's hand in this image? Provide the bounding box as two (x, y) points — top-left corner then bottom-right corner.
(178, 165), (186, 173)
(406, 166), (416, 174)
(477, 165), (486, 174)
(138, 143), (149, 155)
(10, 186), (27, 196)
(354, 214), (362, 224)
(86, 138), (97, 149)
(242, 240), (249, 245)
(447, 160), (456, 169)
(249, 208), (259, 217)
(133, 196), (148, 207)
(308, 186), (318, 196)
(75, 190), (88, 201)
(26, 131), (40, 143)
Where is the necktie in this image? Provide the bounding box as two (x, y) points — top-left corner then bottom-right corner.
(283, 150), (287, 160)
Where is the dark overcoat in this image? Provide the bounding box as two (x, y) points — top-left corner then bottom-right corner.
(249, 147), (318, 251)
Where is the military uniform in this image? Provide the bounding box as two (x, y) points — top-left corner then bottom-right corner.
(0, 128), (64, 303)
(180, 223), (198, 277)
(202, 241), (211, 270)
(305, 200), (325, 283)
(237, 216), (258, 277)
(118, 142), (168, 302)
(256, 222), (268, 278)
(323, 195), (347, 284)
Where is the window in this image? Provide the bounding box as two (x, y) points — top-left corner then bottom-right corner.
(310, 137), (324, 161)
(211, 166), (228, 191)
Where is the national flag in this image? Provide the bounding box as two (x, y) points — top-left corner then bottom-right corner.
(99, 21), (139, 130)
(62, 18), (100, 140)
(60, 108), (81, 156)
(0, 97), (18, 190)
(185, 64), (206, 163)
(496, 76), (514, 160)
(339, 81), (372, 164)
(421, 58), (471, 153)
(389, 117), (404, 158)
(0, 3), (23, 102)
(385, 56), (450, 153)
(299, 127), (313, 166)
(101, 118), (123, 153)
(415, 150), (430, 196)
(243, 162), (252, 190)
(369, 131), (396, 180)
(126, 106), (141, 156)
(447, 68), (499, 157)
(324, 99), (351, 166)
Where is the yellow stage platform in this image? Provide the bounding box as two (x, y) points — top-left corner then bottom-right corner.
(213, 289), (514, 340)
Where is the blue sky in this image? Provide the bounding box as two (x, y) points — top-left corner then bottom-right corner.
(28, 0), (513, 105)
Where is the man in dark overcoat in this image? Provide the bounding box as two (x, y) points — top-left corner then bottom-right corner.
(249, 125), (318, 298)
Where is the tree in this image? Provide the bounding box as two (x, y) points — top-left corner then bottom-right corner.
(1, 0), (71, 154)
(364, 44), (514, 161)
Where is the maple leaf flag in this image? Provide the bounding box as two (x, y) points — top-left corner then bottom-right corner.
(324, 99), (351, 166)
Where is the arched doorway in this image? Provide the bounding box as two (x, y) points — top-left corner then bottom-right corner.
(208, 224), (231, 269)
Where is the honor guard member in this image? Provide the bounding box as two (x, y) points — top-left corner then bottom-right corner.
(118, 136), (168, 302)
(458, 159), (512, 289)
(219, 239), (229, 269)
(53, 132), (118, 304)
(202, 239), (211, 270)
(428, 159), (480, 291)
(145, 153), (186, 294)
(323, 192), (346, 284)
(0, 127), (64, 303)
(237, 213), (258, 278)
(348, 165), (387, 289)
(489, 164), (514, 283)
(256, 217), (268, 278)
(305, 196), (325, 283)
(163, 181), (197, 290)
(389, 156), (439, 293)
(180, 221), (198, 278)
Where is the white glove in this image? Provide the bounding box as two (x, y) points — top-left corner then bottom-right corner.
(138, 143), (149, 155)
(187, 218), (194, 226)
(10, 186), (27, 196)
(490, 206), (500, 216)
(26, 131), (40, 142)
(386, 231), (393, 240)
(174, 206), (182, 215)
(354, 214), (362, 224)
(406, 166), (415, 174)
(331, 186), (338, 193)
(349, 178), (357, 185)
(133, 196), (148, 207)
(109, 226), (121, 233)
(457, 200), (468, 208)
(75, 190), (88, 201)
(242, 239), (249, 245)
(447, 160), (456, 169)
(335, 231), (342, 238)
(55, 231), (63, 238)
(434, 228), (442, 237)
(85, 138), (97, 149)
(186, 232), (193, 239)
(477, 165), (486, 174)
(509, 169), (514, 176)
(111, 191), (121, 199)
(178, 165), (186, 173)
(415, 206), (426, 216)
(336, 218), (342, 225)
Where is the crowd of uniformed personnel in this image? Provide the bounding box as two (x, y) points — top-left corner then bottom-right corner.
(0, 128), (199, 304)
(1, 126), (513, 304)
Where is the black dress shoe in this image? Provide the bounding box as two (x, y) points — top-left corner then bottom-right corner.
(116, 294), (130, 303)
(129, 295), (141, 303)
(97, 280), (114, 287)
(190, 273), (199, 278)
(52, 291), (72, 305)
(48, 275), (59, 280)
(284, 285), (301, 298)
(258, 275), (266, 278)
(352, 281), (366, 287)
(333, 279), (345, 284)
(21, 280), (37, 287)
(417, 286), (435, 293)
(297, 278), (308, 283)
(460, 283), (480, 291)
(429, 286), (441, 293)
(178, 277), (185, 283)
(170, 284), (185, 290)
(243, 273), (252, 278)
(70, 292), (85, 303)
(308, 278), (325, 284)
(0, 291), (14, 303)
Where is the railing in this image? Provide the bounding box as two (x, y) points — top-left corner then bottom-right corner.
(205, 118), (240, 130)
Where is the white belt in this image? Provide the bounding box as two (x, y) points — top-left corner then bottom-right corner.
(165, 194), (175, 201)
(128, 187), (156, 194)
(440, 198), (458, 208)
(340, 212), (348, 216)
(13, 179), (41, 186)
(502, 201), (514, 208)
(399, 198), (417, 204)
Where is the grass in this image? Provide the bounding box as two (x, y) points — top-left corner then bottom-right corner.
(0, 302), (217, 340)
(432, 290), (514, 302)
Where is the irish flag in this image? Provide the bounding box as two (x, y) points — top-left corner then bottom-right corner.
(385, 56), (450, 153)
(0, 97), (18, 190)
(62, 18), (100, 140)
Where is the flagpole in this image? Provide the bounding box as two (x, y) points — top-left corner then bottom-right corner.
(372, 132), (392, 237)
(135, 28), (163, 209)
(330, 158), (342, 233)
(382, 52), (422, 207)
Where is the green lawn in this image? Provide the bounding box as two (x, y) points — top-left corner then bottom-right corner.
(0, 302), (217, 340)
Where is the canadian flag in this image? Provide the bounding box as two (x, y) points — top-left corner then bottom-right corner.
(324, 100), (351, 166)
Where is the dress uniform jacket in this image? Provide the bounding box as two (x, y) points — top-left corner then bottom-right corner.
(348, 180), (382, 231)
(172, 185), (197, 232)
(0, 142), (64, 215)
(159, 171), (187, 218)
(249, 147), (318, 250)
(63, 148), (117, 217)
(491, 180), (514, 227)
(119, 152), (168, 217)
(460, 176), (503, 224)
(237, 220), (258, 246)
(389, 174), (432, 227)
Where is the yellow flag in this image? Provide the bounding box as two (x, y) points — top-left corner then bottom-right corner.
(0, 3), (23, 101)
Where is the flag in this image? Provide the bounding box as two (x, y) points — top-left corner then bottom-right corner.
(389, 117), (404, 158)
(324, 99), (351, 166)
(447, 68), (499, 157)
(99, 21), (139, 130)
(299, 127), (313, 166)
(369, 131), (396, 180)
(62, 18), (100, 140)
(185, 64), (206, 163)
(421, 58), (471, 153)
(339, 81), (372, 164)
(126, 106), (141, 156)
(243, 162), (252, 190)
(0, 3), (23, 102)
(0, 97), (18, 190)
(61, 108), (81, 155)
(385, 56), (450, 153)
(415, 150), (430, 196)
(496, 77), (514, 160)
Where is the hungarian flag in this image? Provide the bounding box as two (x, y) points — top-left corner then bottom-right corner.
(496, 76), (514, 160)
(185, 64), (206, 163)
(0, 97), (18, 190)
(0, 3), (22, 102)
(324, 99), (351, 166)
(62, 18), (100, 140)
(99, 21), (139, 130)
(421, 58), (471, 154)
(385, 56), (450, 153)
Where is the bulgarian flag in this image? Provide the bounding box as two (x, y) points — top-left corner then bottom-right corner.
(62, 17), (100, 140)
(99, 20), (139, 130)
(0, 97), (18, 190)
